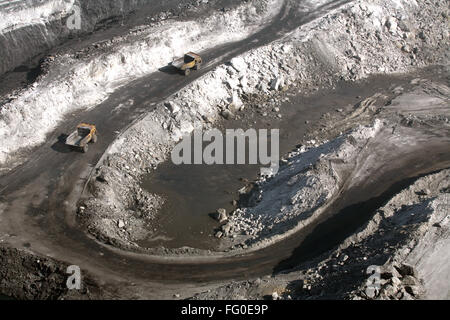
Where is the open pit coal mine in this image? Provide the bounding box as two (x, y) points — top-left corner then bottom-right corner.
(0, 0), (449, 307)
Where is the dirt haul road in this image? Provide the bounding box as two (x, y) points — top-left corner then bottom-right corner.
(0, 0), (356, 298)
(0, 0), (448, 299)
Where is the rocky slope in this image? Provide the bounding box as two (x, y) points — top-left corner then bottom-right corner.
(191, 168), (450, 300)
(0, 0), (214, 76)
(0, 0), (280, 170)
(80, 0), (449, 254)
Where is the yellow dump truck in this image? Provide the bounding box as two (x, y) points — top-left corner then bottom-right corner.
(65, 123), (98, 153)
(171, 52), (202, 76)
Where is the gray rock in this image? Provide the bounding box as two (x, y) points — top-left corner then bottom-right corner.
(418, 31), (426, 40)
(401, 289), (415, 300)
(398, 21), (410, 32)
(391, 276), (402, 288)
(382, 284), (397, 298)
(401, 45), (411, 53)
(385, 17), (398, 34)
(405, 285), (420, 297)
(395, 263), (418, 278)
(221, 109), (235, 120)
(164, 101), (180, 114)
(213, 208), (228, 223)
(402, 275), (419, 286)
(381, 265), (402, 279)
(222, 223), (232, 235)
(270, 77), (284, 91)
(230, 56), (247, 73)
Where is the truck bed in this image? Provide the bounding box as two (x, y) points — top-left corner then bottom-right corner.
(65, 130), (87, 147)
(171, 53), (198, 70)
(171, 56), (186, 69)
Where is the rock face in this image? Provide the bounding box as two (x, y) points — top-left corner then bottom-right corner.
(0, 0), (153, 75)
(0, 0), (225, 76)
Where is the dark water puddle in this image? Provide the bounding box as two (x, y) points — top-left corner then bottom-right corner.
(139, 71), (430, 250)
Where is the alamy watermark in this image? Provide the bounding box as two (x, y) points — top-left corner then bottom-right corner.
(66, 265), (81, 290)
(66, 4), (82, 30)
(171, 128), (280, 175)
(365, 265), (381, 298)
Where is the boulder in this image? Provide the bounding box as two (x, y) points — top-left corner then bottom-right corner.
(382, 284), (397, 298)
(402, 275), (419, 286)
(226, 78), (240, 90)
(401, 290), (415, 300)
(391, 276), (402, 288)
(230, 92), (243, 111)
(222, 223), (232, 235)
(405, 285), (420, 297)
(395, 263), (418, 278)
(239, 76), (249, 92)
(381, 265), (402, 279)
(212, 208), (228, 223)
(270, 77), (284, 91)
(385, 17), (398, 34)
(230, 57), (248, 73)
(164, 101), (180, 114)
(221, 109), (235, 120)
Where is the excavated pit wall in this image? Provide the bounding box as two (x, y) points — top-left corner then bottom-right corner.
(0, 0), (277, 168)
(81, 0), (449, 253)
(0, 0), (156, 75)
(0, 0), (211, 76)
